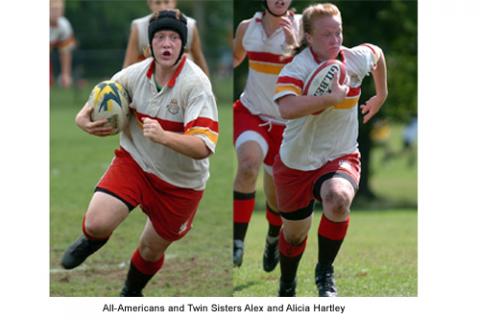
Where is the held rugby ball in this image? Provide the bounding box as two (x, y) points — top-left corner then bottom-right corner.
(88, 80), (130, 134)
(303, 60), (347, 114)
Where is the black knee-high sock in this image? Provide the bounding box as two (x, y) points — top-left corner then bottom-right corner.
(233, 191), (256, 241)
(278, 231), (307, 283)
(123, 249), (165, 294)
(317, 214), (350, 266)
(266, 204), (282, 238)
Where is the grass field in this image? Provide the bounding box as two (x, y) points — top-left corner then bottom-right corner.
(233, 122), (417, 297)
(50, 79), (233, 297)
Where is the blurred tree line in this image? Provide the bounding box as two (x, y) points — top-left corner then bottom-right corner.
(233, 0), (417, 199)
(62, 0), (232, 80)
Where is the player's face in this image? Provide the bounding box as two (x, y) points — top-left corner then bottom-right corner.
(149, 0), (176, 13)
(306, 15), (343, 61)
(266, 0), (292, 16)
(152, 30), (182, 68)
(50, 1), (64, 24)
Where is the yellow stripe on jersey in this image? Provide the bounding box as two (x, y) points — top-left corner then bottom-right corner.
(334, 96), (360, 109)
(185, 127), (219, 144)
(249, 61), (284, 75)
(275, 85), (302, 96)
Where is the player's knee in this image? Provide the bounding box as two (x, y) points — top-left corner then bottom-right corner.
(237, 156), (261, 182)
(283, 231), (307, 246)
(84, 216), (112, 239)
(323, 188), (352, 217)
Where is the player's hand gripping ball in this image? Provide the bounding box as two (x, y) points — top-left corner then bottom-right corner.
(88, 80), (130, 134)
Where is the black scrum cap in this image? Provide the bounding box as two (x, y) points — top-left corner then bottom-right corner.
(148, 10), (188, 64)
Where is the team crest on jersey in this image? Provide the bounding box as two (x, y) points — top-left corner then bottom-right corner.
(167, 99), (180, 115)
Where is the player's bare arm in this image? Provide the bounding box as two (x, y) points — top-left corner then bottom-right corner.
(361, 49), (388, 124)
(123, 24), (141, 68)
(190, 26), (210, 76)
(277, 73), (348, 119)
(75, 102), (114, 136)
(142, 118), (211, 159)
(233, 20), (249, 68)
(59, 49), (73, 88)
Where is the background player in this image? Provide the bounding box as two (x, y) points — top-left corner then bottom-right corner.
(123, 0), (209, 76)
(50, 0), (76, 88)
(232, 0), (301, 271)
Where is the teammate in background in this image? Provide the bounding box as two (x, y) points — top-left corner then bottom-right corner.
(273, 3), (388, 296)
(123, 0), (209, 76)
(232, 0), (301, 271)
(50, 0), (76, 88)
(60, 10), (218, 297)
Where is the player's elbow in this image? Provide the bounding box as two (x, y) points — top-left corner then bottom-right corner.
(277, 99), (295, 120)
(192, 149), (211, 160)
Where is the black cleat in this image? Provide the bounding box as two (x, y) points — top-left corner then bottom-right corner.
(315, 264), (337, 297)
(262, 238), (279, 272)
(61, 235), (107, 270)
(120, 286), (144, 297)
(233, 240), (244, 267)
(278, 279), (296, 297)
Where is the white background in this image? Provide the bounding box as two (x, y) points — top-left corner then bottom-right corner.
(1, 0), (479, 319)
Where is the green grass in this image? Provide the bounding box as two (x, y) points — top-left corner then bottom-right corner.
(233, 210), (417, 297)
(233, 122), (417, 297)
(50, 82), (233, 297)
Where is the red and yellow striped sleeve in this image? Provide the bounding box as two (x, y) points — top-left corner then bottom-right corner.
(184, 117), (219, 145)
(275, 76), (304, 97)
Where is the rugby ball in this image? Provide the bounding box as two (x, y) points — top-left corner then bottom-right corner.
(303, 60), (347, 114)
(88, 80), (130, 134)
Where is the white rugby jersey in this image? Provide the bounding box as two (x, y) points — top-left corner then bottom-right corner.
(240, 11), (301, 123)
(273, 44), (382, 170)
(133, 13), (196, 60)
(50, 16), (75, 50)
(112, 56), (218, 190)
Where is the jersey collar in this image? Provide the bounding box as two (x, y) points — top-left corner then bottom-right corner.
(146, 55), (187, 88)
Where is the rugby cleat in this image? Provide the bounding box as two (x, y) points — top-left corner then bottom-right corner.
(233, 239), (244, 267)
(262, 238), (279, 272)
(315, 264), (337, 297)
(61, 235), (107, 269)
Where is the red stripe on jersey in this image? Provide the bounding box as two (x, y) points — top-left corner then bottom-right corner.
(347, 86), (361, 97)
(133, 109), (184, 132)
(146, 60), (155, 79)
(247, 51), (293, 64)
(360, 43), (379, 60)
(145, 55), (187, 87)
(277, 76), (304, 89)
(184, 117), (219, 133)
(167, 55), (187, 87)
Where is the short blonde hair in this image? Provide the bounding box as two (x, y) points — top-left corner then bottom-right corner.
(302, 3), (341, 36)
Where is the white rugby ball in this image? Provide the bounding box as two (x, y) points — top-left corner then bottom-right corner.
(88, 80), (130, 134)
(303, 59), (347, 95)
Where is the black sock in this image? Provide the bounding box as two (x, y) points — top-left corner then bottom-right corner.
(266, 204), (282, 238)
(122, 263), (155, 294)
(317, 235), (344, 266)
(279, 232), (307, 284)
(233, 223), (249, 242)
